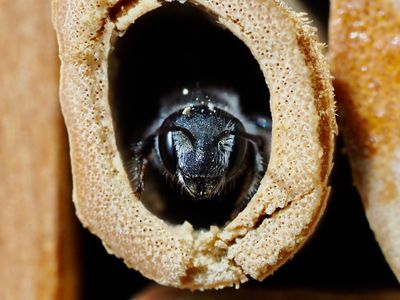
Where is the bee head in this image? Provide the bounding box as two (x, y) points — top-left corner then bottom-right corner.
(157, 105), (261, 200)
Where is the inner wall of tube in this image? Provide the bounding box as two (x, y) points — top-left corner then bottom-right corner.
(109, 2), (270, 229)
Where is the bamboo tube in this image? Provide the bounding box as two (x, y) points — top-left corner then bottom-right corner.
(134, 286), (400, 300)
(53, 0), (336, 289)
(284, 0), (326, 42)
(0, 1), (79, 299)
(330, 0), (400, 281)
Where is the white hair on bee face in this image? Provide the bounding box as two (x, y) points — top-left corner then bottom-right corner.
(215, 120), (241, 174)
(217, 120), (236, 157)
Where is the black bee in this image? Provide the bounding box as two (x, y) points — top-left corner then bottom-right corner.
(130, 86), (271, 211)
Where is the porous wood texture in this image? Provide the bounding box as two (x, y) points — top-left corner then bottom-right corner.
(0, 0), (79, 299)
(284, 0), (326, 41)
(53, 0), (336, 289)
(330, 0), (400, 281)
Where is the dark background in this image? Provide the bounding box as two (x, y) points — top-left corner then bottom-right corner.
(80, 1), (399, 299)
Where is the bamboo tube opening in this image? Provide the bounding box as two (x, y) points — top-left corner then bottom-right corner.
(54, 0), (336, 288)
(109, 2), (271, 229)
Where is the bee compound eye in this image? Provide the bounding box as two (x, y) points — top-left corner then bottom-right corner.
(158, 131), (177, 174)
(227, 136), (248, 178)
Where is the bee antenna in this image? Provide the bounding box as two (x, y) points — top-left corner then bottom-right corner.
(215, 130), (265, 147)
(157, 125), (196, 144)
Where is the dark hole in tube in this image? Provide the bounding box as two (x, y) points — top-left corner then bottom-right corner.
(109, 2), (270, 229)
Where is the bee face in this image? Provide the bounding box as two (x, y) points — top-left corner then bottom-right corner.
(130, 87), (270, 208)
(158, 105), (249, 200)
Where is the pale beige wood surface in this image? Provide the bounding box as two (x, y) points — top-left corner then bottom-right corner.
(0, 1), (79, 299)
(284, 0), (326, 42)
(53, 0), (335, 289)
(330, 0), (400, 281)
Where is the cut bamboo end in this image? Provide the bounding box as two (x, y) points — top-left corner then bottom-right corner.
(53, 0), (336, 289)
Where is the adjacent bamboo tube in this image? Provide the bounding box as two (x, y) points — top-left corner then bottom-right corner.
(134, 286), (400, 300)
(330, 0), (400, 281)
(0, 1), (79, 299)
